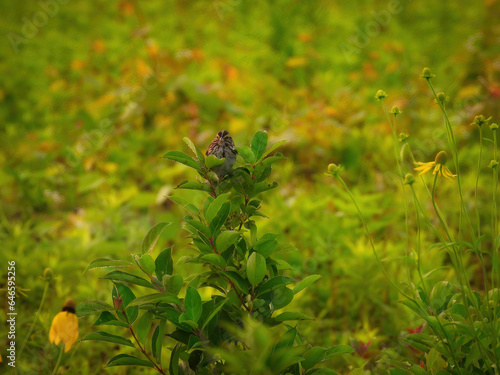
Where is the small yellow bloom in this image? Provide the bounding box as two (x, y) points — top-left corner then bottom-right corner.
(414, 151), (457, 181)
(49, 299), (79, 353)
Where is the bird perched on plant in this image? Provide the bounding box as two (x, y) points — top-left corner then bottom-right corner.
(206, 130), (238, 178)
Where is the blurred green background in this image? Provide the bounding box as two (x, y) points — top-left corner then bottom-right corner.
(1, 0), (500, 373)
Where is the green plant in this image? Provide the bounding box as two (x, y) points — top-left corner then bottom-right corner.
(78, 131), (353, 374)
(328, 69), (500, 374)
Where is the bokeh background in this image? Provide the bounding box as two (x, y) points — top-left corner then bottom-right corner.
(1, 0), (500, 373)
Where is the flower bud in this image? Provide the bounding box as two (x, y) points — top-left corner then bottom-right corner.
(420, 67), (435, 79)
(490, 123), (498, 131)
(43, 268), (54, 281)
(471, 115), (492, 127)
(399, 132), (409, 142)
(113, 296), (123, 310)
(436, 92), (448, 104)
(434, 151), (448, 165)
(404, 173), (416, 185)
(375, 90), (387, 100)
(327, 163), (342, 176)
(390, 106), (401, 115)
(489, 160), (498, 169)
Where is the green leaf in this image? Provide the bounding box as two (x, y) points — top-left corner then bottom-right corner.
(93, 311), (129, 327)
(215, 231), (240, 252)
(223, 271), (250, 294)
(179, 314), (198, 329)
(261, 153), (285, 168)
(152, 319), (166, 364)
(84, 258), (133, 273)
(113, 284), (138, 323)
(324, 345), (354, 357)
(262, 140), (287, 159)
(201, 298), (228, 330)
(185, 287), (202, 322)
(201, 254), (226, 269)
(250, 181), (278, 197)
(205, 154), (225, 168)
(169, 343), (182, 375)
(163, 150), (201, 171)
(426, 348), (447, 374)
(107, 354), (154, 368)
(76, 300), (114, 317)
(251, 131), (268, 161)
(141, 222), (171, 254)
(293, 275), (322, 294)
(138, 254), (156, 275)
(183, 137), (205, 164)
(256, 276), (294, 296)
(155, 247), (174, 279)
(409, 365), (428, 375)
(272, 285), (294, 309)
(253, 233), (279, 257)
(162, 274), (184, 295)
(82, 331), (135, 348)
(127, 293), (181, 307)
(205, 192), (231, 223)
(305, 369), (338, 375)
(177, 180), (212, 193)
(185, 220), (212, 240)
(102, 271), (154, 289)
(137, 311), (153, 345)
(236, 146), (256, 164)
(275, 327), (297, 350)
(302, 347), (328, 370)
(275, 312), (312, 322)
(247, 252), (267, 286)
(209, 202), (231, 235)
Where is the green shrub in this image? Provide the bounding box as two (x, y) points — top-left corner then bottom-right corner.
(79, 131), (352, 374)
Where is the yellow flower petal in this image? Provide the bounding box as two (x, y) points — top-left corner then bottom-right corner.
(49, 311), (79, 352)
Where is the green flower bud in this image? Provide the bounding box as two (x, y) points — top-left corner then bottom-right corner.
(435, 151), (448, 165)
(420, 67), (435, 79)
(43, 268), (54, 281)
(404, 173), (416, 185)
(390, 106), (401, 115)
(375, 90), (387, 101)
(490, 123), (498, 131)
(436, 92), (448, 104)
(489, 160), (498, 169)
(326, 163), (342, 176)
(399, 132), (409, 142)
(471, 115), (492, 127)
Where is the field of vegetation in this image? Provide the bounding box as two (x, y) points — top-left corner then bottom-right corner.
(1, 1), (500, 374)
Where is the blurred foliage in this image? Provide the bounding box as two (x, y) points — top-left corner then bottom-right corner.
(1, 0), (500, 373)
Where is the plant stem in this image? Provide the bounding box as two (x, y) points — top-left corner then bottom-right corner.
(334, 175), (419, 304)
(225, 276), (252, 313)
(382, 104), (411, 283)
(121, 311), (166, 374)
(427, 79), (476, 243)
(18, 278), (50, 360)
(50, 346), (64, 375)
(475, 126), (483, 242)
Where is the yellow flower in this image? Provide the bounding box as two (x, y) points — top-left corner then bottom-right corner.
(414, 151), (457, 181)
(49, 299), (79, 353)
